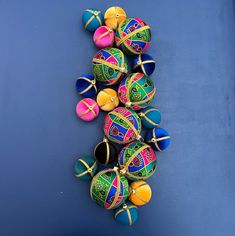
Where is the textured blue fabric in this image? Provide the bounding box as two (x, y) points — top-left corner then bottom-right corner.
(133, 54), (156, 76)
(140, 106), (161, 129)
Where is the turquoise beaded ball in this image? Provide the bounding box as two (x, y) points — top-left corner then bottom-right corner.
(74, 156), (98, 181)
(138, 106), (161, 129)
(82, 8), (104, 32)
(114, 201), (138, 226)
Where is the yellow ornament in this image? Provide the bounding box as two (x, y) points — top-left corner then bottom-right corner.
(96, 88), (119, 111)
(129, 180), (152, 206)
(104, 6), (127, 30)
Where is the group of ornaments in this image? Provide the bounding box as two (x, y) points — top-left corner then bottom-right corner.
(74, 6), (171, 226)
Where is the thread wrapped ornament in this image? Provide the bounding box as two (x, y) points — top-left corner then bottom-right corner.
(82, 8), (104, 32)
(75, 74), (97, 97)
(118, 141), (157, 180)
(93, 26), (114, 48)
(90, 167), (129, 209)
(129, 180), (152, 206)
(145, 127), (171, 151)
(138, 106), (161, 129)
(94, 138), (118, 165)
(74, 156), (98, 180)
(114, 201), (138, 225)
(118, 72), (156, 110)
(133, 54), (156, 76)
(104, 107), (142, 144)
(92, 47), (128, 85)
(115, 17), (151, 55)
(96, 88), (119, 111)
(76, 98), (99, 121)
(104, 6), (127, 30)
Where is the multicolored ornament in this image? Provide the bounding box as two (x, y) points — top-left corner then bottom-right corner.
(115, 17), (151, 55)
(114, 201), (138, 226)
(118, 72), (156, 110)
(74, 156), (98, 180)
(138, 106), (161, 129)
(93, 26), (114, 48)
(92, 47), (128, 85)
(75, 74), (97, 97)
(96, 88), (119, 111)
(104, 107), (142, 144)
(76, 98), (99, 121)
(90, 167), (129, 209)
(118, 141), (157, 180)
(145, 127), (171, 151)
(94, 138), (118, 165)
(133, 54), (156, 76)
(129, 180), (152, 206)
(82, 8), (104, 32)
(104, 6), (127, 30)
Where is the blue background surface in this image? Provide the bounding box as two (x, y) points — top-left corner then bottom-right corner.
(0, 0), (235, 235)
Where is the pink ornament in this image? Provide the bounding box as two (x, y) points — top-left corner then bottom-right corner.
(76, 98), (99, 121)
(93, 26), (114, 48)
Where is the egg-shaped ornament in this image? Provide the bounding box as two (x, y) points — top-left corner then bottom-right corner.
(82, 8), (104, 32)
(133, 54), (156, 76)
(104, 6), (127, 30)
(90, 167), (129, 209)
(129, 180), (152, 206)
(114, 201), (138, 226)
(138, 106), (161, 129)
(93, 26), (115, 49)
(104, 107), (142, 144)
(92, 47), (128, 85)
(118, 72), (156, 110)
(75, 74), (97, 97)
(76, 98), (99, 122)
(74, 156), (98, 181)
(145, 127), (171, 151)
(96, 88), (119, 111)
(118, 141), (157, 180)
(115, 17), (151, 55)
(94, 138), (118, 165)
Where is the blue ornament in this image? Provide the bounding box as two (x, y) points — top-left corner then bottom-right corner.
(133, 54), (156, 76)
(82, 8), (104, 32)
(114, 201), (138, 226)
(138, 106), (161, 129)
(145, 127), (171, 151)
(76, 74), (98, 97)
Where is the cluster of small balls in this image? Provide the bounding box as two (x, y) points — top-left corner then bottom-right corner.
(74, 6), (171, 226)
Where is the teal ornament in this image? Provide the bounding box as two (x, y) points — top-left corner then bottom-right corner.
(76, 74), (98, 97)
(133, 54), (156, 76)
(138, 106), (161, 129)
(82, 8), (104, 32)
(114, 201), (138, 226)
(74, 156), (98, 180)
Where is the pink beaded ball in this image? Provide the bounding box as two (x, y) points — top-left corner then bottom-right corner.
(76, 98), (99, 121)
(93, 26), (115, 48)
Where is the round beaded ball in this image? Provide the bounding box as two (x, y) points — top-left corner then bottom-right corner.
(114, 201), (138, 226)
(82, 8), (104, 32)
(74, 156), (98, 181)
(145, 127), (171, 151)
(104, 6), (127, 30)
(118, 72), (156, 110)
(94, 138), (118, 165)
(76, 98), (99, 122)
(129, 180), (152, 206)
(96, 88), (119, 111)
(115, 17), (151, 55)
(138, 106), (161, 129)
(75, 74), (97, 97)
(104, 107), (142, 144)
(90, 167), (129, 209)
(133, 54), (156, 76)
(93, 26), (114, 49)
(118, 141), (157, 180)
(92, 47), (128, 85)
